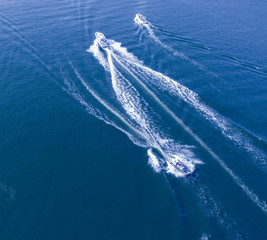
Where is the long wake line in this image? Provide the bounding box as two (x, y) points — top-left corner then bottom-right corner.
(110, 50), (267, 213)
(4, 8), (265, 213)
(89, 37), (267, 213)
(138, 19), (219, 78)
(113, 43), (267, 170)
(134, 15), (267, 169)
(108, 50), (197, 175)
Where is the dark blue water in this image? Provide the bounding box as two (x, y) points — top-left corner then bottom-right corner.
(1, 0), (267, 239)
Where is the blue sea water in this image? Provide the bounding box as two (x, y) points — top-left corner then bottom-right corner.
(1, 0), (267, 239)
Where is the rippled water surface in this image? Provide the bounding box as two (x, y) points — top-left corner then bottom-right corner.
(1, 0), (267, 239)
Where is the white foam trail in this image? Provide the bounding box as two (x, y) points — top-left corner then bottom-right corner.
(112, 52), (219, 154)
(59, 63), (105, 118)
(107, 49), (197, 177)
(111, 41), (144, 65)
(87, 41), (183, 160)
(133, 17), (267, 165)
(183, 174), (247, 238)
(108, 42), (267, 213)
(114, 48), (267, 169)
(147, 148), (162, 173)
(88, 37), (267, 212)
(87, 40), (110, 71)
(68, 60), (151, 148)
(61, 67), (148, 148)
(135, 18), (219, 78)
(88, 40), (143, 71)
(200, 234), (210, 240)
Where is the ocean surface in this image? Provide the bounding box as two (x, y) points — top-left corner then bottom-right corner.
(1, 0), (267, 239)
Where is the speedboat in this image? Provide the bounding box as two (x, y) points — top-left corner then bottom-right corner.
(134, 13), (148, 25)
(168, 158), (191, 175)
(153, 147), (192, 176)
(95, 32), (110, 49)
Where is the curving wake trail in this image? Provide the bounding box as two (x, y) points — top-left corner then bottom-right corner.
(134, 15), (219, 78)
(88, 37), (267, 213)
(109, 48), (198, 177)
(112, 41), (267, 172)
(88, 40), (199, 177)
(133, 15), (267, 170)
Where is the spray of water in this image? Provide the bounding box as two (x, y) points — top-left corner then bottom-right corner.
(107, 49), (197, 176)
(88, 37), (267, 213)
(112, 42), (267, 171)
(134, 15), (219, 78)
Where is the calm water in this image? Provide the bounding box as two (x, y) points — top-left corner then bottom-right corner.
(1, 0), (267, 239)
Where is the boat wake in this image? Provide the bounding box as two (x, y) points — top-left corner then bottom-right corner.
(134, 13), (219, 78)
(87, 35), (267, 213)
(88, 39), (200, 177)
(2, 6), (266, 214)
(123, 18), (267, 172)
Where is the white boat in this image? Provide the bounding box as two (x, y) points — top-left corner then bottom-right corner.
(167, 157), (191, 175)
(155, 147), (192, 175)
(134, 13), (148, 25)
(95, 32), (110, 49)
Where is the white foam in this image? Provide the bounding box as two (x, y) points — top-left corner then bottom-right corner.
(165, 161), (185, 177)
(200, 234), (210, 240)
(147, 148), (162, 173)
(63, 71), (148, 148)
(88, 37), (267, 213)
(134, 16), (219, 78)
(87, 40), (110, 71)
(68, 60), (151, 147)
(107, 49), (197, 176)
(111, 41), (144, 65)
(115, 50), (267, 169)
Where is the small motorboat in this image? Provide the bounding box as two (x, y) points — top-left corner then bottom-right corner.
(134, 13), (148, 25)
(95, 32), (110, 49)
(168, 158), (191, 175)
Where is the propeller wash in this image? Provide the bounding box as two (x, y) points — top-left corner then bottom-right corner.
(85, 32), (267, 213)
